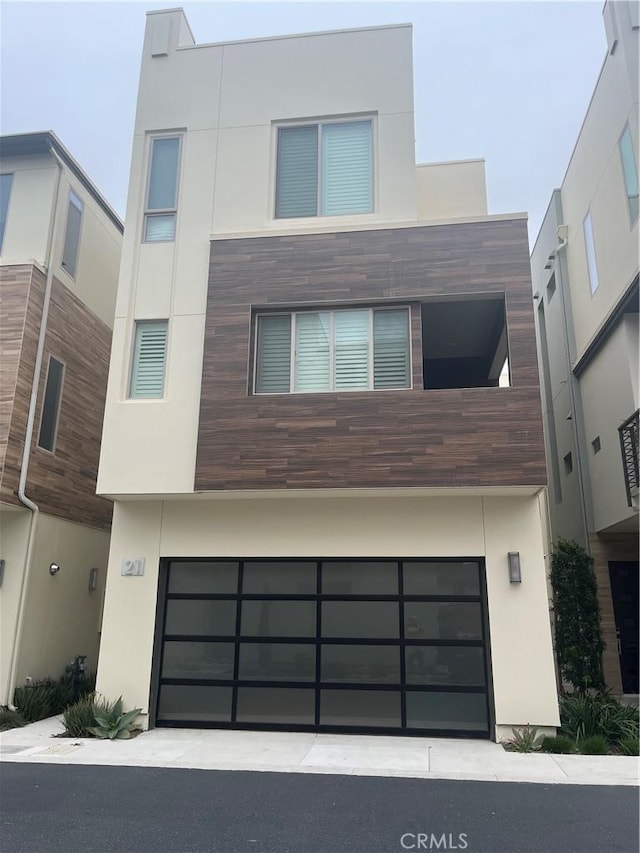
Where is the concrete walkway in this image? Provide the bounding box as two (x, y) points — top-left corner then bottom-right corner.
(1, 716), (638, 786)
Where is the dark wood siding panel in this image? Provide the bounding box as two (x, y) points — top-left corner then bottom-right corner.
(196, 219), (546, 491)
(0, 265), (34, 483)
(1, 266), (112, 529)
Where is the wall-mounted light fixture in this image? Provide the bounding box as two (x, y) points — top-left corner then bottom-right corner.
(508, 552), (522, 584)
(88, 567), (99, 592)
(49, 562), (60, 576)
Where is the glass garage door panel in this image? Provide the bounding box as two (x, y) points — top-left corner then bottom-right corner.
(168, 561), (238, 594)
(404, 602), (483, 641)
(241, 601), (316, 637)
(405, 646), (485, 686)
(236, 688), (315, 724)
(238, 643), (316, 681)
(406, 691), (488, 731)
(322, 601), (399, 638)
(162, 642), (234, 679)
(157, 685), (232, 722)
(321, 644), (400, 683)
(403, 561), (480, 596)
(320, 690), (401, 727)
(321, 561), (398, 595)
(242, 561), (317, 594)
(165, 600), (237, 636)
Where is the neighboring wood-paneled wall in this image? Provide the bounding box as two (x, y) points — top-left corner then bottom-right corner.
(196, 219), (547, 490)
(0, 264), (112, 529)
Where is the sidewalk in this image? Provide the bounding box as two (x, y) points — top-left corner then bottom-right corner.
(1, 716), (638, 786)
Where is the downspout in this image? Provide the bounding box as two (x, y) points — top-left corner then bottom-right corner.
(6, 144), (64, 709)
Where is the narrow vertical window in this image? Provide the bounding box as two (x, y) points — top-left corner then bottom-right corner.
(255, 315), (292, 393)
(144, 136), (181, 242)
(619, 125), (639, 225)
(37, 356), (65, 452)
(294, 312), (331, 392)
(61, 190), (83, 278)
(373, 309), (410, 389)
(129, 321), (168, 398)
(583, 212), (599, 295)
(275, 126), (318, 219)
(0, 173), (14, 254)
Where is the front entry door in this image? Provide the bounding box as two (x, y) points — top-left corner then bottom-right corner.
(608, 561), (639, 694)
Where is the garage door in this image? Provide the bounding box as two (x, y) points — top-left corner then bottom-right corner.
(153, 559), (491, 736)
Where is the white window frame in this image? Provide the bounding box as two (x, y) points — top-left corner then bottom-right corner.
(36, 355), (66, 453)
(143, 134), (183, 243)
(61, 189), (83, 279)
(254, 305), (411, 394)
(273, 116), (376, 219)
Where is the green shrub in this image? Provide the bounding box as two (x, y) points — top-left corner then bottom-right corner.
(540, 735), (576, 754)
(578, 735), (609, 755)
(504, 725), (544, 752)
(618, 737), (639, 756)
(0, 709), (26, 732)
(89, 696), (142, 740)
(61, 696), (98, 738)
(560, 692), (640, 744)
(13, 672), (96, 724)
(550, 539), (605, 693)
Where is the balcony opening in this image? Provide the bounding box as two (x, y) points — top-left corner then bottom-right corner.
(422, 295), (509, 390)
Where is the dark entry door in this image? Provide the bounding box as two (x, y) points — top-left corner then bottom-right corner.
(608, 561), (639, 694)
(152, 558), (492, 737)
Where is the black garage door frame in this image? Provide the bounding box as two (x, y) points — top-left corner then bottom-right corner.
(149, 557), (495, 738)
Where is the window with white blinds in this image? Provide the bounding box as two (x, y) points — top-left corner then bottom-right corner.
(129, 321), (168, 398)
(275, 119), (373, 219)
(255, 308), (410, 394)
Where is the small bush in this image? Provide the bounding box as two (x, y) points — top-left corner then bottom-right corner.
(618, 737), (639, 756)
(0, 709), (26, 732)
(560, 692), (640, 744)
(61, 696), (98, 738)
(578, 735), (609, 755)
(540, 735), (576, 754)
(13, 672), (96, 724)
(504, 725), (544, 752)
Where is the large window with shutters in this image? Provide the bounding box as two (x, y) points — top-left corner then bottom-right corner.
(275, 119), (373, 219)
(129, 321), (168, 398)
(255, 307), (410, 394)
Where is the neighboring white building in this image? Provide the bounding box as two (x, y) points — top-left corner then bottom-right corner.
(531, 1), (638, 695)
(95, 8), (559, 740)
(0, 131), (122, 705)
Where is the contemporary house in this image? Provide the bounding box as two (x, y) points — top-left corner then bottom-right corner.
(95, 7), (559, 740)
(531, 1), (638, 696)
(0, 132), (122, 706)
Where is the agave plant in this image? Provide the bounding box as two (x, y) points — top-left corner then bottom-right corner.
(505, 725), (545, 753)
(89, 697), (142, 740)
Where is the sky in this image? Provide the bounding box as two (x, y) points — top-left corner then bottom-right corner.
(0, 0), (607, 242)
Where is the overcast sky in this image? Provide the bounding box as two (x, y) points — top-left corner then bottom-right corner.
(1, 1), (607, 241)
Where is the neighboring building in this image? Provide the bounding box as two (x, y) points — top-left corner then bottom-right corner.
(0, 131), (123, 705)
(95, 7), (559, 740)
(531, 2), (638, 696)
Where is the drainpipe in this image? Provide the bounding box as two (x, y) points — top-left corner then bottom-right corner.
(6, 143), (64, 709)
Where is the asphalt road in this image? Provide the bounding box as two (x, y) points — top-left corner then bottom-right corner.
(0, 764), (637, 853)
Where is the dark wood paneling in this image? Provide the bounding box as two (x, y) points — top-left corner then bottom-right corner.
(196, 219), (546, 490)
(0, 264), (112, 529)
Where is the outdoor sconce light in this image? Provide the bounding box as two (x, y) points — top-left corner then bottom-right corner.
(508, 552), (522, 584)
(88, 567), (99, 592)
(49, 562), (60, 576)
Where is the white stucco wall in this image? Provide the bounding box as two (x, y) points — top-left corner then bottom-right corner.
(96, 494), (559, 736)
(416, 160), (488, 221)
(0, 148), (122, 328)
(0, 511), (110, 705)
